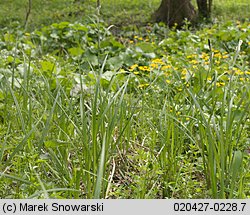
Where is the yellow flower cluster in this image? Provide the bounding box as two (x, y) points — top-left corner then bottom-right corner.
(139, 66), (150, 72)
(201, 52), (209, 61)
(129, 64), (138, 71)
(232, 67), (245, 75)
(224, 68), (250, 78)
(214, 51), (229, 59)
(131, 35), (150, 44)
(129, 58), (171, 74)
(162, 65), (172, 70)
(216, 82), (225, 87)
(127, 47), (249, 90)
(138, 83), (149, 89)
(186, 54), (197, 59)
(188, 50), (230, 67)
(149, 63), (158, 69)
(190, 59), (198, 65)
(181, 69), (188, 80)
(151, 58), (165, 65)
(129, 58), (174, 88)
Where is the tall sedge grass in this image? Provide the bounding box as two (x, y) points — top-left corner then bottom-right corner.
(185, 40), (249, 198)
(1, 39), (248, 198)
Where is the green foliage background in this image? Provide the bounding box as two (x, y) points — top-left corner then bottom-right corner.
(0, 0), (249, 199)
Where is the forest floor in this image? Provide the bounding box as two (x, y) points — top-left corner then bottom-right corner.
(0, 0), (249, 198)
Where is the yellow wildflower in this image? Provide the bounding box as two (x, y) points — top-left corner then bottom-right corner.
(138, 83), (149, 89)
(190, 60), (198, 65)
(201, 52), (209, 58)
(192, 65), (198, 69)
(150, 63), (159, 69)
(216, 82), (225, 87)
(138, 66), (150, 72)
(181, 69), (187, 75)
(152, 58), (164, 65)
(215, 60), (220, 65)
(164, 71), (170, 76)
(152, 59), (159, 63)
(235, 69), (244, 75)
(214, 53), (222, 58)
(203, 56), (209, 61)
(129, 64), (138, 71)
(161, 65), (172, 71)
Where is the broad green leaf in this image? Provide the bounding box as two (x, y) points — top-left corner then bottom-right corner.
(85, 53), (98, 66)
(68, 47), (84, 56)
(135, 42), (155, 53)
(107, 56), (123, 70)
(101, 70), (114, 81)
(40, 60), (56, 72)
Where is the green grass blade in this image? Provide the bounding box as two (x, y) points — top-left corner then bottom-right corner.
(94, 132), (106, 199)
(0, 172), (32, 185)
(229, 150), (243, 198)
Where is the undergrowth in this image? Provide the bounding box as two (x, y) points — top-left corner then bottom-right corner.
(0, 1), (249, 199)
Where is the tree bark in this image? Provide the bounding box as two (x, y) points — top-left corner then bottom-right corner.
(196, 0), (210, 19)
(208, 0), (213, 15)
(153, 0), (197, 27)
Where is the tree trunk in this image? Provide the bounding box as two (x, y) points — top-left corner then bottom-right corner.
(208, 0), (212, 14)
(153, 0), (197, 27)
(196, 0), (211, 19)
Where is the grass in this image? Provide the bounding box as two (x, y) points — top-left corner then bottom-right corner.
(0, 0), (83, 29)
(0, 0), (249, 30)
(0, 0), (249, 199)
